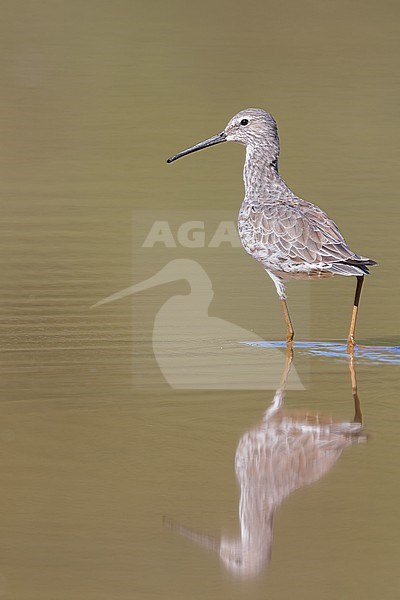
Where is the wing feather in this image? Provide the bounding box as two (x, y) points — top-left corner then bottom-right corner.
(244, 198), (372, 268)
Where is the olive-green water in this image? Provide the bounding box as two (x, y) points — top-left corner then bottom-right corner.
(1, 1), (399, 598)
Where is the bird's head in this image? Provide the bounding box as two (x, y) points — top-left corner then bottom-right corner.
(167, 108), (280, 164)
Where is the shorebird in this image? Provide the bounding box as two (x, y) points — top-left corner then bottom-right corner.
(165, 351), (366, 577)
(92, 259), (303, 390)
(167, 109), (377, 350)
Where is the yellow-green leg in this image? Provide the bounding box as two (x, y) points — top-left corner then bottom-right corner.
(347, 276), (364, 352)
(281, 299), (295, 347)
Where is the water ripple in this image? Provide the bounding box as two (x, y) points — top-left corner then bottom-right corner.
(241, 341), (400, 365)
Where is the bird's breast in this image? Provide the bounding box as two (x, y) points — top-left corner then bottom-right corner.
(238, 200), (283, 269)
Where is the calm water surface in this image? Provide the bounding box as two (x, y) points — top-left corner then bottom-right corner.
(1, 2), (399, 599)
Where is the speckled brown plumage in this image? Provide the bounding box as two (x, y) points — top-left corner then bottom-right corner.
(167, 108), (377, 347)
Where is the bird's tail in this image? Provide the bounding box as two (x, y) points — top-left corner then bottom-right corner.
(330, 257), (377, 276)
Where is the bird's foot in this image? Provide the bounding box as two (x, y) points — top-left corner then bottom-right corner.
(285, 336), (294, 357)
(347, 335), (356, 354)
(286, 331), (294, 343)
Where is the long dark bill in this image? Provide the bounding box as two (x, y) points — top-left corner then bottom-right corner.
(167, 131), (226, 163)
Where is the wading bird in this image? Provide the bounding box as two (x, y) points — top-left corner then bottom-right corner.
(167, 109), (377, 350)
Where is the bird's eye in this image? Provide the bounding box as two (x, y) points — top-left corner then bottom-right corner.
(240, 119), (249, 126)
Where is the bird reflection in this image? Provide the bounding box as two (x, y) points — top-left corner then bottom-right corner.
(165, 350), (366, 577)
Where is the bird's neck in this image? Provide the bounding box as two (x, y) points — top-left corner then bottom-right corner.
(243, 146), (291, 201)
